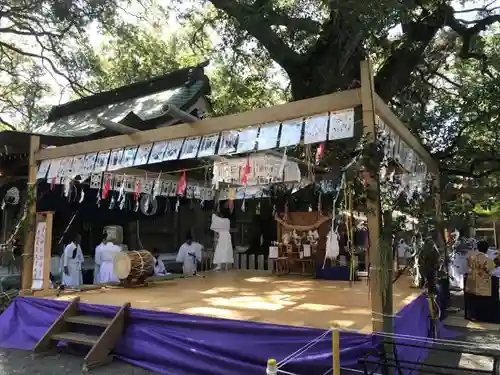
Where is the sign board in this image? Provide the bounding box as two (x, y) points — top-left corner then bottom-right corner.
(31, 212), (53, 292)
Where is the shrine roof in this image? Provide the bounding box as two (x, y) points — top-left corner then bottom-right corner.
(0, 62), (211, 160)
(34, 61), (211, 137)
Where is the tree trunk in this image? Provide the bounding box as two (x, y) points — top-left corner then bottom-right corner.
(288, 14), (365, 100)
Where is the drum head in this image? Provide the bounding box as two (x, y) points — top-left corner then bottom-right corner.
(113, 252), (132, 280)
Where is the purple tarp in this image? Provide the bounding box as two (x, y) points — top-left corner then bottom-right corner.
(0, 294), (452, 375)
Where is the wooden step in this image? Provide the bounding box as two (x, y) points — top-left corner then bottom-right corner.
(51, 332), (100, 346)
(66, 315), (113, 328)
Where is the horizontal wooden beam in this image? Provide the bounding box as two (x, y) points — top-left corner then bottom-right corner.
(374, 94), (438, 174)
(36, 89), (361, 161)
(97, 118), (139, 134)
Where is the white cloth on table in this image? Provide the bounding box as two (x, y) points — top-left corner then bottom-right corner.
(325, 229), (340, 260)
(176, 242), (203, 275)
(210, 214), (234, 265)
(62, 242), (84, 288)
(93, 242), (105, 284)
(97, 242), (121, 284)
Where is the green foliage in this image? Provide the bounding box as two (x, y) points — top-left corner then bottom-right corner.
(76, 9), (288, 116)
(0, 0), (125, 129)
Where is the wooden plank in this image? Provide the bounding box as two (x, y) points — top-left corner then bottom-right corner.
(36, 90), (361, 161)
(374, 95), (438, 173)
(84, 302), (130, 371)
(22, 135), (40, 291)
(33, 297), (80, 353)
(42, 212), (53, 293)
(52, 332), (99, 346)
(65, 315), (113, 327)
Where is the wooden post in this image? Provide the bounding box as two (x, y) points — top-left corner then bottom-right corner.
(360, 61), (392, 333)
(21, 136), (40, 292)
(42, 212), (53, 293)
(434, 173), (449, 308)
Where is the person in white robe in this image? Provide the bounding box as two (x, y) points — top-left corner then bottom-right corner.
(97, 240), (122, 284)
(152, 248), (167, 276)
(93, 236), (106, 285)
(176, 232), (203, 276)
(210, 212), (233, 271)
(397, 239), (412, 269)
(450, 234), (472, 290)
(62, 234), (84, 288)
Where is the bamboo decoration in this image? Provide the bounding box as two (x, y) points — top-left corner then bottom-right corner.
(332, 325), (340, 375)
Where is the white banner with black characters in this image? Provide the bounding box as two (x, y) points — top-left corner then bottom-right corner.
(41, 109), (358, 181)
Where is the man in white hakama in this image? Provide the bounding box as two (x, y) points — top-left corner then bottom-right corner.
(93, 236), (106, 284)
(176, 233), (203, 276)
(210, 212), (233, 271)
(96, 240), (121, 284)
(450, 235), (472, 290)
(62, 234), (84, 288)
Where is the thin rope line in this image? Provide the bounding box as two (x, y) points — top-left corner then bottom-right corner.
(335, 327), (494, 349)
(277, 366), (381, 375)
(277, 328), (332, 368)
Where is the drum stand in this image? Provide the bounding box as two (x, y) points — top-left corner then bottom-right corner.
(189, 253), (205, 278)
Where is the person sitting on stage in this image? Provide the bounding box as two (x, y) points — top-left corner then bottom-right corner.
(62, 233), (84, 288)
(96, 234), (122, 284)
(93, 234), (106, 285)
(176, 232), (203, 276)
(465, 240), (497, 322)
(152, 248), (167, 276)
(210, 209), (234, 271)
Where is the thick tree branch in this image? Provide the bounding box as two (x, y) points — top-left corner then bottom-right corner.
(264, 12), (321, 34)
(0, 40), (91, 96)
(0, 116), (15, 131)
(446, 6), (500, 71)
(207, 0), (301, 74)
(375, 6), (448, 102)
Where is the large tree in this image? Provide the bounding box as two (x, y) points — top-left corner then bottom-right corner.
(0, 0), (133, 130)
(170, 0), (500, 101)
(80, 21), (287, 115)
(166, 1), (500, 177)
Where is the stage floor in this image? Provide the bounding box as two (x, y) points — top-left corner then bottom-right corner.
(49, 271), (420, 333)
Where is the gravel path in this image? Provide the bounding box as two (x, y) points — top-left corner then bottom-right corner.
(0, 349), (158, 375)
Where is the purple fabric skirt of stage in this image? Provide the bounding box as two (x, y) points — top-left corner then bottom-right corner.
(0, 294), (453, 375)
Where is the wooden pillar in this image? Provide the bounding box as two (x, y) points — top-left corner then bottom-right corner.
(21, 135), (40, 292)
(360, 61), (392, 333)
(434, 173), (445, 248)
(434, 172), (449, 307)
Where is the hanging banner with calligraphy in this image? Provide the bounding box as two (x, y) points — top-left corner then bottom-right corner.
(31, 221), (46, 291)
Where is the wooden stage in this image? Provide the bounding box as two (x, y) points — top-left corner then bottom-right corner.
(48, 271), (420, 333)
